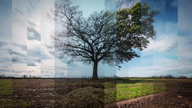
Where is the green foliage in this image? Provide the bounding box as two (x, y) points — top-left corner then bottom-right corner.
(115, 2), (160, 67)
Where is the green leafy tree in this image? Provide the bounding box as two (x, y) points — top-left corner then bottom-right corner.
(47, 0), (159, 80)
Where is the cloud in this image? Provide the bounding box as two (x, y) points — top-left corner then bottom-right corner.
(3, 66), (8, 68)
(117, 0), (140, 10)
(11, 51), (27, 63)
(28, 0), (40, 9)
(27, 26), (41, 41)
(27, 20), (37, 27)
(28, 70), (35, 73)
(11, 50), (26, 57)
(12, 43), (27, 51)
(0, 56), (12, 64)
(27, 49), (41, 57)
(12, 9), (23, 16)
(0, 41), (8, 47)
(141, 34), (177, 56)
(27, 61), (36, 66)
(0, 68), (11, 72)
(12, 69), (25, 73)
(12, 56), (23, 63)
(41, 48), (53, 59)
(35, 58), (41, 63)
(166, 42), (177, 52)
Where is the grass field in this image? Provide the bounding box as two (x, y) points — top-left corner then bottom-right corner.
(0, 78), (187, 108)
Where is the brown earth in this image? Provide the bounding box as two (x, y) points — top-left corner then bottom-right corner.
(0, 79), (192, 108)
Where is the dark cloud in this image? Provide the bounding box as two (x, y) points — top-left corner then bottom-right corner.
(27, 26), (41, 41)
(27, 61), (36, 66)
(12, 56), (20, 62)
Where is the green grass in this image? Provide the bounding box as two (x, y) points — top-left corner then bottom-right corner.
(0, 79), (12, 96)
(104, 78), (167, 104)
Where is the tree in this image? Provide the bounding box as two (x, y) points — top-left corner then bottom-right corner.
(47, 0), (159, 80)
(23, 74), (27, 78)
(165, 75), (175, 79)
(178, 75), (187, 79)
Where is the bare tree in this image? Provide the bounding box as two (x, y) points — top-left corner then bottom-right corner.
(47, 0), (159, 80)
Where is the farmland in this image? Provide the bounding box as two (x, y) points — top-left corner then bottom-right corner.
(0, 78), (191, 108)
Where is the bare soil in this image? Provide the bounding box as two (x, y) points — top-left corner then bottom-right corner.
(0, 79), (191, 108)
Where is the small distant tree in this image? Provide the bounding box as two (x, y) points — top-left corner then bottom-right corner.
(159, 75), (165, 78)
(165, 75), (174, 79)
(23, 74), (27, 78)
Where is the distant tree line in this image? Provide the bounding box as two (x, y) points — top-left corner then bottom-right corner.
(0, 74), (41, 79)
(0, 74), (191, 79)
(151, 75), (189, 79)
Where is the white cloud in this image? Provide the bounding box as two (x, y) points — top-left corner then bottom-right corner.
(141, 33), (178, 56)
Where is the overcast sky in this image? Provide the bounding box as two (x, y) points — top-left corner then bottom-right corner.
(0, 0), (192, 78)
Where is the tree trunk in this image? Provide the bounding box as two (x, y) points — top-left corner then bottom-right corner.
(92, 61), (98, 80)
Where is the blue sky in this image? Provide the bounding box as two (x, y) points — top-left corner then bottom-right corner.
(0, 0), (192, 78)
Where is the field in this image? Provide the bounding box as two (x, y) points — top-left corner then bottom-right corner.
(0, 78), (191, 108)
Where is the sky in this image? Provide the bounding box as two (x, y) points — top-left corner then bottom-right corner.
(0, 0), (192, 78)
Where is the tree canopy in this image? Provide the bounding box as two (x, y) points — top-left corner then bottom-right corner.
(47, 0), (159, 80)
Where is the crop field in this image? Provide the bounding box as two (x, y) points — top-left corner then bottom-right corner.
(0, 78), (191, 108)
